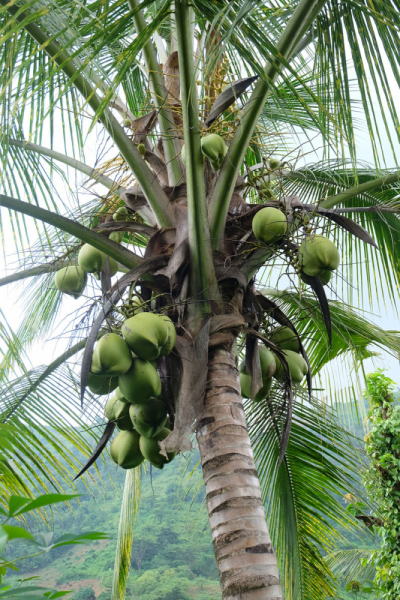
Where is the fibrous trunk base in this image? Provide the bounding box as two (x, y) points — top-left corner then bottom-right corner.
(197, 349), (283, 600)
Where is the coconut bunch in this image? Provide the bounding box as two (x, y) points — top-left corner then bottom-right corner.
(88, 310), (177, 470)
(54, 207), (133, 298)
(252, 206), (340, 283)
(239, 328), (308, 402)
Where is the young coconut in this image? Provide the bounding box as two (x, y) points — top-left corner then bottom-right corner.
(55, 266), (87, 299)
(139, 427), (176, 469)
(271, 326), (300, 353)
(159, 316), (176, 357)
(93, 256), (119, 280)
(239, 346), (276, 380)
(269, 157), (281, 170)
(115, 387), (129, 403)
(118, 358), (162, 404)
(200, 134), (228, 170)
(252, 207), (287, 244)
(122, 312), (170, 361)
(122, 117), (131, 127)
(299, 235), (340, 277)
(78, 244), (107, 273)
(87, 372), (118, 396)
(113, 206), (131, 221)
(301, 269), (332, 286)
(91, 333), (132, 377)
(109, 231), (124, 243)
(104, 396), (133, 431)
(240, 373), (272, 402)
(273, 350), (308, 383)
(129, 399), (168, 439)
(111, 430), (144, 469)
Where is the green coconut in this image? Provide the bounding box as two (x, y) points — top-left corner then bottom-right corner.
(91, 333), (132, 377)
(113, 206), (130, 221)
(54, 266), (87, 299)
(200, 134), (228, 170)
(299, 235), (340, 277)
(118, 358), (162, 404)
(301, 269), (332, 286)
(87, 372), (118, 395)
(93, 256), (119, 280)
(158, 316), (176, 357)
(104, 396), (133, 430)
(271, 326), (300, 353)
(121, 312), (169, 361)
(109, 231), (124, 243)
(273, 350), (308, 384)
(269, 157), (281, 170)
(129, 399), (168, 439)
(252, 207), (287, 244)
(139, 427), (176, 469)
(108, 257), (119, 276)
(115, 386), (129, 403)
(110, 430), (144, 469)
(78, 244), (107, 273)
(240, 373), (272, 402)
(239, 346), (276, 380)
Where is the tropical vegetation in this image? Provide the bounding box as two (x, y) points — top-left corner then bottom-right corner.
(1, 0), (400, 599)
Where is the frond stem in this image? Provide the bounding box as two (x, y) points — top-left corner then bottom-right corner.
(0, 195), (143, 270)
(320, 171), (400, 209)
(209, 0), (328, 249)
(175, 0), (221, 315)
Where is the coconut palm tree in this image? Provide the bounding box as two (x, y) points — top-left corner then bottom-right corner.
(1, 1), (400, 599)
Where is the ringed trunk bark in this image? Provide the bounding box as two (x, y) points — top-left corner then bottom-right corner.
(197, 348), (283, 600)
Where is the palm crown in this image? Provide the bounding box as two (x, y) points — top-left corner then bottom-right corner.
(1, 1), (400, 599)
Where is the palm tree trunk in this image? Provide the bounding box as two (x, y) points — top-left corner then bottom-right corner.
(197, 348), (283, 600)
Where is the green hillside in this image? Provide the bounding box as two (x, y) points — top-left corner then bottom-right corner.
(5, 445), (220, 600)
(5, 394), (389, 600)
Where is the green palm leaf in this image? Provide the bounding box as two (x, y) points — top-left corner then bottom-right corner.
(249, 393), (363, 600)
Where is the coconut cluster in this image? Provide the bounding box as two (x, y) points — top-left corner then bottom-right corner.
(240, 327), (308, 401)
(54, 244), (121, 298)
(252, 208), (340, 285)
(88, 311), (177, 470)
(54, 206), (133, 298)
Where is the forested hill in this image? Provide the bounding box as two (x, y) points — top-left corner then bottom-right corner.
(5, 444), (221, 600)
(4, 397), (385, 600)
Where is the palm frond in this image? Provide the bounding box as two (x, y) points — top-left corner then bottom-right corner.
(325, 548), (377, 587)
(277, 161), (400, 310)
(249, 392), (364, 600)
(111, 466), (142, 600)
(0, 327), (107, 498)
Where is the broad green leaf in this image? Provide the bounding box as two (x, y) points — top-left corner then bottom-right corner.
(9, 494), (80, 517)
(0, 526), (35, 542)
(7, 497), (31, 518)
(50, 531), (108, 549)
